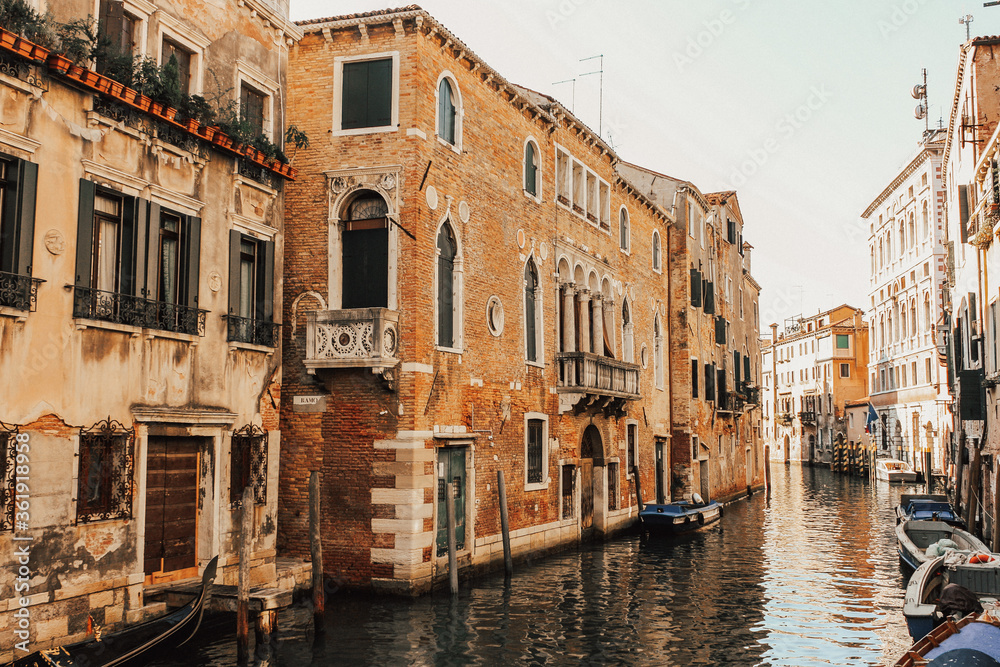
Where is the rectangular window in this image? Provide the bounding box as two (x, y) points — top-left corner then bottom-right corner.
(0, 153), (38, 310)
(227, 231), (276, 346)
(561, 465), (575, 519)
(162, 38), (192, 95)
(840, 363), (850, 378)
(230, 425), (268, 505)
(690, 268), (702, 308)
(74, 182), (202, 334)
(526, 418), (544, 485)
(902, 365), (907, 387)
(77, 420), (135, 523)
(836, 334), (850, 349)
(926, 358), (932, 383)
(97, 0), (137, 67)
(705, 363), (716, 403)
(240, 82), (266, 135)
(627, 423), (637, 475)
(607, 462), (619, 511)
(912, 361), (918, 385)
(341, 58), (393, 130)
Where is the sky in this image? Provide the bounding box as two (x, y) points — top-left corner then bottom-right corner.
(289, 0), (994, 333)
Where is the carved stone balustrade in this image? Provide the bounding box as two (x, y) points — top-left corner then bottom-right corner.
(305, 308), (399, 373)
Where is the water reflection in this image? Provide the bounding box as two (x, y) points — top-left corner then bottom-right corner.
(148, 464), (915, 666)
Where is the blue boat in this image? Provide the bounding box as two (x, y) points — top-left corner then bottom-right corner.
(896, 494), (966, 528)
(895, 611), (1000, 667)
(639, 494), (722, 534)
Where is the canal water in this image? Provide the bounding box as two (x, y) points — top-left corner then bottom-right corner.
(149, 464), (917, 666)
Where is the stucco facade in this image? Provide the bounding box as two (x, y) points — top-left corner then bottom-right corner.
(0, 0), (298, 656)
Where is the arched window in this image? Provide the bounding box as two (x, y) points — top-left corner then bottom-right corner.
(524, 259), (540, 362)
(889, 311), (894, 342)
(622, 298), (634, 364)
(922, 201), (929, 240)
(924, 293), (931, 330)
(900, 306), (907, 341)
(870, 246), (875, 275)
(886, 232), (892, 261)
(437, 78), (456, 145)
(898, 221), (905, 256)
(341, 192), (389, 309)
(652, 230), (661, 272)
(910, 298), (917, 336)
(654, 313), (663, 389)
(524, 141), (538, 196)
(878, 238), (884, 269)
(619, 208), (630, 252)
(437, 223), (457, 347)
(908, 213), (915, 249)
(879, 316), (885, 350)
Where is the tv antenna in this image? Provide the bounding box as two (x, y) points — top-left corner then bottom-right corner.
(579, 54), (603, 139)
(960, 14), (974, 40)
(552, 78), (576, 112)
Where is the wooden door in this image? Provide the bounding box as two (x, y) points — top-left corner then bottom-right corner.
(436, 447), (466, 557)
(654, 440), (665, 504)
(145, 437), (199, 581)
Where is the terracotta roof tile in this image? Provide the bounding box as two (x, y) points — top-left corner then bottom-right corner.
(297, 4), (423, 26)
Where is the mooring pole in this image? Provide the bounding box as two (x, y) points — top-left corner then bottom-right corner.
(446, 481), (458, 594)
(924, 450), (933, 493)
(497, 471), (513, 578)
(632, 465), (644, 510)
(310, 471), (325, 633)
(237, 485), (253, 665)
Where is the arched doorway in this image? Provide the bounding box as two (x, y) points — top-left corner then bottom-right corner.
(580, 425), (602, 532)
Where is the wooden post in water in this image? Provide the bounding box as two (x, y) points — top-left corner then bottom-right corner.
(967, 446), (982, 535)
(497, 471), (512, 578)
(255, 609), (277, 662)
(310, 471), (325, 633)
(237, 485), (253, 666)
(446, 481), (458, 594)
(632, 465), (644, 510)
(924, 450), (933, 493)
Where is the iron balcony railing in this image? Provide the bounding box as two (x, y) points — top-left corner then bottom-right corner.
(73, 286), (207, 335)
(226, 315), (280, 347)
(0, 271), (43, 311)
(799, 410), (817, 424)
(305, 308), (399, 372)
(556, 351), (641, 399)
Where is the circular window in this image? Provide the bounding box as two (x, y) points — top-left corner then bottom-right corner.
(486, 296), (504, 336)
(640, 344), (648, 369)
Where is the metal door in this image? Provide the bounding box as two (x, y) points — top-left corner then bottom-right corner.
(436, 447), (466, 557)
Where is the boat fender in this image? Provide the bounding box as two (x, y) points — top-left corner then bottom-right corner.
(697, 512), (705, 526)
(718, 505), (724, 519)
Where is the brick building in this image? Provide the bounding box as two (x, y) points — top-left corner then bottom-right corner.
(616, 166), (766, 502)
(0, 0), (298, 656)
(279, 6), (683, 593)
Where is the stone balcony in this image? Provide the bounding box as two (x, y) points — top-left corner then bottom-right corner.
(556, 351), (640, 416)
(304, 308), (399, 374)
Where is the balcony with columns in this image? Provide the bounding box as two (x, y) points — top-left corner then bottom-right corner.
(556, 282), (641, 417)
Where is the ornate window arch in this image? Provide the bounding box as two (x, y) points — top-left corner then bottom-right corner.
(619, 207), (630, 253)
(524, 256), (542, 364)
(435, 71), (463, 151)
(523, 137), (540, 199)
(436, 219), (462, 349)
(651, 229), (661, 272)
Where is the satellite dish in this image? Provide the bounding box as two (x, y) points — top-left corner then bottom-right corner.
(911, 84), (926, 100)
(914, 104), (927, 120)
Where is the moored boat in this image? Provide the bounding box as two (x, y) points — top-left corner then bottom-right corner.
(639, 494), (722, 535)
(903, 553), (1000, 641)
(896, 519), (989, 571)
(876, 458), (919, 483)
(896, 494), (965, 527)
(9, 556), (218, 667)
(894, 610), (1000, 667)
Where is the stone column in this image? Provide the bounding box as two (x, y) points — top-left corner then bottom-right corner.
(562, 283), (576, 353)
(577, 289), (591, 354)
(593, 296), (605, 357)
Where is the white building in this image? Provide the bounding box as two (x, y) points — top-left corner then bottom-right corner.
(863, 129), (952, 474)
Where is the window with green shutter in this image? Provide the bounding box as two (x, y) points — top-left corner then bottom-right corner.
(0, 153), (38, 311)
(342, 58), (393, 130)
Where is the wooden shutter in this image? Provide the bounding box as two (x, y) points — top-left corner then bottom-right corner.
(959, 369), (984, 420)
(119, 195), (139, 296)
(525, 269), (536, 361)
(184, 216), (201, 308)
(728, 219), (736, 244)
(704, 281), (716, 314)
(260, 239), (274, 322)
(690, 269), (701, 307)
(137, 201), (156, 299)
(959, 185), (970, 243)
(438, 252), (454, 347)
(15, 159), (37, 276)
(969, 293), (979, 363)
(734, 351), (741, 385)
(75, 179), (97, 287)
(228, 230), (241, 315)
(691, 359), (698, 398)
(342, 227), (388, 309)
(368, 59), (392, 127)
(715, 316), (726, 344)
(743, 354), (751, 384)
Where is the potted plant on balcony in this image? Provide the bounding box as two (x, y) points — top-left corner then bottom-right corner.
(0, 0), (56, 63)
(55, 17), (97, 80)
(179, 94), (214, 134)
(132, 56), (161, 113)
(153, 53), (182, 122)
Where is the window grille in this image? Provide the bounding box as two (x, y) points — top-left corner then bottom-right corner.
(77, 418), (135, 523)
(230, 423), (267, 505)
(0, 422), (18, 531)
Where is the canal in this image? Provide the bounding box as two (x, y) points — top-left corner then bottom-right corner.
(150, 464), (916, 666)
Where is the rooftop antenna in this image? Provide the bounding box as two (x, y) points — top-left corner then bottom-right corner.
(552, 78), (576, 112)
(579, 54), (603, 139)
(911, 68), (928, 136)
(960, 14), (974, 41)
